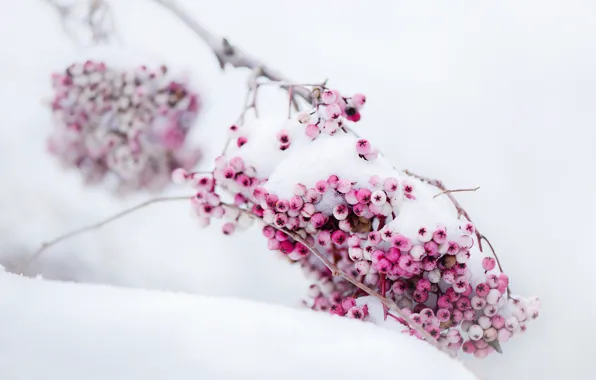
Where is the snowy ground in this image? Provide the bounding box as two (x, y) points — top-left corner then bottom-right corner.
(0, 0), (595, 379)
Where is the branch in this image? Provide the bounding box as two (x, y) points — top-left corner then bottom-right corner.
(150, 0), (313, 104)
(404, 170), (511, 296)
(433, 186), (480, 199)
(21, 195), (191, 274)
(218, 202), (455, 357)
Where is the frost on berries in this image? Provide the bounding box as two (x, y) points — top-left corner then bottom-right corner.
(48, 61), (202, 194)
(173, 86), (539, 359)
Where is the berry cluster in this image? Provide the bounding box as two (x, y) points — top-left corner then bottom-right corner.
(297, 89), (366, 139)
(48, 60), (202, 194)
(173, 86), (539, 358)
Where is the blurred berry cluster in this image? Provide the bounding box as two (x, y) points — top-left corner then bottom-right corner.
(48, 60), (202, 194)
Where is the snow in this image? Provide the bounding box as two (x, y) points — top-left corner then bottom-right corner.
(0, 0), (595, 379)
(0, 272), (476, 380)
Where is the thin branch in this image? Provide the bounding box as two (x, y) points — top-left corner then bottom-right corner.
(433, 186), (480, 199)
(150, 0), (313, 104)
(404, 169), (512, 296)
(21, 195), (191, 274)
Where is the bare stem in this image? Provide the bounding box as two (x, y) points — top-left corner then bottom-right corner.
(150, 0), (313, 104)
(404, 169), (512, 296)
(433, 186), (480, 199)
(21, 195), (191, 274)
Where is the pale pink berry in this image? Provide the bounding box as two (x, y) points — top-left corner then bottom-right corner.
(294, 183), (306, 197)
(297, 111), (311, 124)
(482, 257), (496, 271)
(301, 203), (315, 218)
(342, 297), (357, 311)
(345, 189), (359, 204)
(428, 268), (441, 283)
(305, 124), (320, 139)
(325, 104), (341, 119)
(267, 238), (280, 250)
(386, 247), (400, 263)
(453, 276), (469, 293)
(498, 328), (512, 342)
(462, 340), (477, 354)
(505, 316), (519, 331)
(356, 139), (372, 155)
(321, 90), (337, 104)
(424, 241), (439, 256)
(322, 120), (339, 135)
(229, 157), (245, 172)
(331, 204), (348, 220)
(306, 188), (322, 203)
(370, 190), (387, 206)
(409, 245), (425, 261)
(486, 289), (501, 305)
(437, 308), (451, 322)
(347, 234), (361, 247)
(262, 225), (275, 239)
(327, 174), (339, 188)
(310, 213), (326, 229)
(391, 234), (412, 252)
(468, 325), (483, 341)
(492, 315), (506, 329)
(460, 221), (476, 236)
(446, 241), (459, 254)
(349, 247), (363, 261)
(171, 168), (188, 184)
(275, 199), (289, 213)
(364, 149), (379, 161)
(475, 282), (490, 297)
(356, 188), (372, 204)
(433, 225), (447, 244)
(355, 260), (371, 275)
(352, 93), (366, 108)
(315, 180), (329, 194)
(456, 250), (471, 264)
(478, 316), (491, 329)
(337, 179), (352, 193)
(471, 296), (487, 310)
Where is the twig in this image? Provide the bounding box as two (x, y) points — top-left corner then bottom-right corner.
(21, 195), (191, 274)
(150, 0), (313, 104)
(404, 170), (512, 296)
(433, 186), (480, 199)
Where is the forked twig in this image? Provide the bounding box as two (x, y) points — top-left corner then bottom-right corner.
(433, 186), (480, 199)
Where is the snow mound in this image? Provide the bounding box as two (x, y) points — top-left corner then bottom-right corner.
(0, 274), (477, 380)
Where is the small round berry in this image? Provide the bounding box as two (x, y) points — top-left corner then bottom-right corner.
(486, 289), (501, 305)
(471, 296), (487, 310)
(237, 136), (248, 147)
(297, 111), (311, 124)
(356, 139), (372, 155)
(468, 325), (483, 341)
(171, 168), (187, 184)
(356, 188), (372, 204)
(428, 269), (441, 283)
(460, 221), (476, 236)
(491, 315), (506, 329)
(322, 120), (339, 135)
(409, 245), (425, 261)
(305, 124), (320, 139)
(355, 260), (371, 275)
(352, 93), (366, 108)
(482, 257), (496, 271)
(321, 90), (337, 104)
(315, 180), (329, 194)
(337, 179), (352, 193)
(370, 190), (387, 206)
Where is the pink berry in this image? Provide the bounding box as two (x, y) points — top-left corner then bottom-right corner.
(305, 124), (320, 139)
(356, 139), (372, 155)
(171, 168), (187, 184)
(482, 257), (496, 271)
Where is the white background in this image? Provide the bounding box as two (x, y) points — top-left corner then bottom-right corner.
(0, 0), (594, 379)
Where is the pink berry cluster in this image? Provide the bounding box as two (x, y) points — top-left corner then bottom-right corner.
(296, 89), (366, 139)
(173, 87), (539, 359)
(48, 60), (202, 194)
